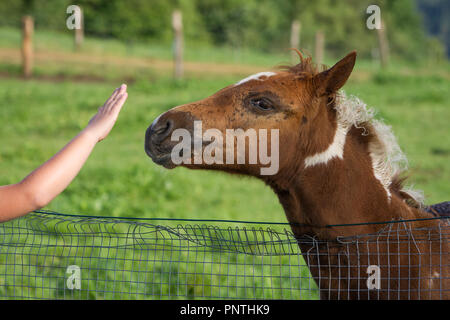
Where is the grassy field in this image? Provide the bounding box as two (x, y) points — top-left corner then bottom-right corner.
(0, 28), (449, 299)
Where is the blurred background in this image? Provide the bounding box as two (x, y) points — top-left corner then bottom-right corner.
(0, 0), (448, 222)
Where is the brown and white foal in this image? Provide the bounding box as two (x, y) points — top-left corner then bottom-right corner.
(145, 51), (449, 299)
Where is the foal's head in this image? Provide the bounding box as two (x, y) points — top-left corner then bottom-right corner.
(145, 51), (357, 182)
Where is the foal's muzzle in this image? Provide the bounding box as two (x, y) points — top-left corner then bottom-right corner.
(145, 111), (194, 168)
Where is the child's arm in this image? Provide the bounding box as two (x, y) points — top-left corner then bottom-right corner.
(0, 84), (128, 222)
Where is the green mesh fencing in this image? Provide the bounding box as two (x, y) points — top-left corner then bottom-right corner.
(1, 211), (449, 300)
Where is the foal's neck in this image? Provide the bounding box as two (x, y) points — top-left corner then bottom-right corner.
(271, 130), (421, 239)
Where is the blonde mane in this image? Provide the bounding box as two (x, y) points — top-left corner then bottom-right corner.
(334, 91), (424, 206)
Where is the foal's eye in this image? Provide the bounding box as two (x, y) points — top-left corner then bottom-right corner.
(250, 98), (274, 111)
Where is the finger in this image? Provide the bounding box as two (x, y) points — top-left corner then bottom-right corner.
(119, 83), (127, 93)
(97, 105), (106, 114)
(103, 86), (121, 107)
(108, 84), (127, 110)
(112, 84), (127, 103)
(116, 92), (128, 108)
(111, 92), (128, 114)
(102, 91), (118, 109)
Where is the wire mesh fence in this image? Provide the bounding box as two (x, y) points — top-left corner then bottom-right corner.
(0, 211), (449, 300)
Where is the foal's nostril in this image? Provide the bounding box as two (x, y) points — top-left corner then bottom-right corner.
(151, 119), (174, 143)
(155, 119), (171, 134)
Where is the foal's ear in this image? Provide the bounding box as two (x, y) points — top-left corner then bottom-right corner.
(313, 51), (356, 96)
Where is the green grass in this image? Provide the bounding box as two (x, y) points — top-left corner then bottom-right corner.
(0, 27), (448, 300)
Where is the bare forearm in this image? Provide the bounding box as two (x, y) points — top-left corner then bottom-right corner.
(0, 130), (98, 222)
(20, 129), (98, 209)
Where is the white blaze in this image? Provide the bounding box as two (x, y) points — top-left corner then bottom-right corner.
(235, 72), (276, 86)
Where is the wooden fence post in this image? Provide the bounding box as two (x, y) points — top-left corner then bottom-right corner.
(172, 10), (183, 80)
(74, 7), (84, 51)
(376, 19), (389, 68)
(290, 20), (301, 64)
(315, 31), (324, 66)
(22, 15), (33, 78)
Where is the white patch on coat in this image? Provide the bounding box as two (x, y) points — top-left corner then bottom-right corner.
(304, 122), (349, 168)
(303, 91), (423, 205)
(304, 92), (373, 170)
(235, 72), (276, 86)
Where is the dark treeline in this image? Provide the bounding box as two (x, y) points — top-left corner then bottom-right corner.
(0, 0), (446, 60)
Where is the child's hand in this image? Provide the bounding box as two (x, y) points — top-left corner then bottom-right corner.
(0, 84), (128, 222)
(85, 84), (128, 142)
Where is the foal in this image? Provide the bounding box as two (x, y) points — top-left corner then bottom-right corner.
(145, 51), (449, 299)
